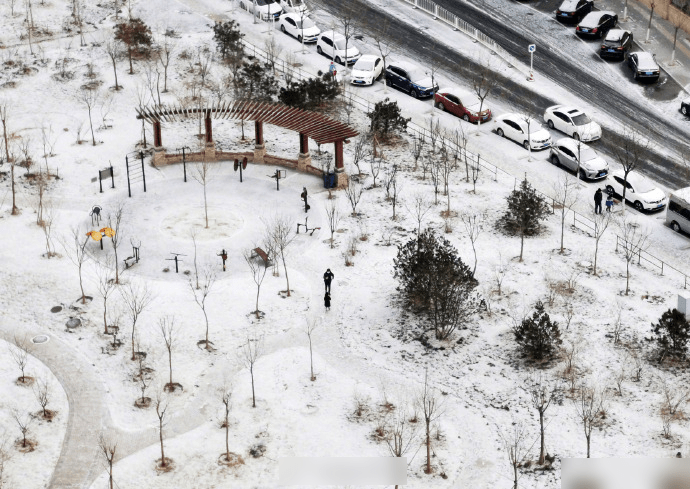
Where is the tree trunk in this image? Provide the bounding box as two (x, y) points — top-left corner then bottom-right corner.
(519, 230), (525, 262)
(225, 417), (230, 460)
(250, 367), (256, 408)
(11, 159), (18, 215)
(108, 461), (113, 489)
(425, 421), (431, 474)
(282, 254), (290, 297)
(626, 261), (630, 295)
(88, 107), (96, 146)
(159, 419), (166, 465)
(113, 240), (120, 284)
(586, 433), (591, 458)
(203, 308), (209, 348)
(594, 240), (599, 276)
(128, 46), (133, 74)
(255, 285), (261, 319)
(513, 462), (518, 489)
(560, 212), (565, 253)
(168, 350), (173, 386)
(203, 184), (208, 229)
(103, 299), (108, 334)
(131, 321), (137, 361)
(112, 59), (119, 90)
(538, 410), (545, 464)
(79, 267), (86, 304)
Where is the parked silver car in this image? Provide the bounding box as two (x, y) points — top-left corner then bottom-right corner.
(549, 138), (608, 180)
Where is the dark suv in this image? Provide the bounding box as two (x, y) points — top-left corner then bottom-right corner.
(384, 61), (438, 99)
(599, 29), (633, 60)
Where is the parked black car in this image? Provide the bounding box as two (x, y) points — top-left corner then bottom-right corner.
(682, 97), (690, 117)
(556, 0), (594, 23)
(599, 29), (633, 60)
(627, 52), (660, 82)
(384, 61), (438, 99)
(576, 11), (618, 38)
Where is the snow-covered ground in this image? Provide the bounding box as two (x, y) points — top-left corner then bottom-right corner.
(1, 0), (690, 488)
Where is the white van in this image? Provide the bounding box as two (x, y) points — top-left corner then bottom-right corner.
(666, 187), (690, 234)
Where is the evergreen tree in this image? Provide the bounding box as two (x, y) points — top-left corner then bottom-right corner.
(278, 72), (339, 111)
(394, 230), (479, 340)
(367, 98), (410, 140)
(114, 18), (153, 74)
(513, 301), (562, 361)
(235, 62), (278, 102)
(212, 20), (244, 62)
(500, 177), (550, 261)
(652, 308), (690, 361)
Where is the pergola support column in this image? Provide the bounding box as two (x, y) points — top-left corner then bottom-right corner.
(152, 120), (166, 166)
(334, 139), (348, 188)
(254, 120), (266, 164)
(297, 132), (311, 171)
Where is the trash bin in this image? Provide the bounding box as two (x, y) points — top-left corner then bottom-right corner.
(323, 173), (336, 189)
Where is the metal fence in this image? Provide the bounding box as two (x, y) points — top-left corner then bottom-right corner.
(399, 0), (530, 76)
(238, 36), (689, 289)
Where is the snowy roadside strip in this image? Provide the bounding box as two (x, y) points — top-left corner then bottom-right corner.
(397, 0), (532, 78)
(241, 36), (690, 289)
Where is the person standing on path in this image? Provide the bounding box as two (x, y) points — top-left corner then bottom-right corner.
(324, 292), (331, 311)
(323, 268), (334, 293)
(594, 188), (603, 214)
(606, 194), (614, 213)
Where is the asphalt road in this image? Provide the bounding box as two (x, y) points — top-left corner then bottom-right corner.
(317, 0), (690, 189)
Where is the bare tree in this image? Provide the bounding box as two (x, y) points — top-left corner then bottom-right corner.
(498, 421), (530, 489)
(40, 202), (56, 258)
(9, 337), (30, 385)
(405, 193), (433, 236)
(552, 174), (579, 253)
(189, 267), (217, 349)
(120, 281), (154, 361)
(305, 319), (318, 381)
(461, 213), (483, 277)
(573, 383), (607, 458)
(592, 210), (610, 276)
(11, 409), (33, 449)
(238, 333), (264, 408)
(1, 103), (19, 215)
(192, 158), (214, 229)
(494, 252), (509, 296)
(78, 87), (100, 146)
(617, 217), (650, 295)
(472, 57), (499, 128)
(60, 227), (90, 304)
(159, 316), (179, 391)
(104, 38), (123, 90)
(96, 261), (116, 334)
(265, 215), (296, 296)
(369, 154), (382, 188)
(157, 34), (176, 92)
(344, 176), (364, 216)
(526, 372), (560, 464)
(33, 377), (51, 418)
(106, 202), (126, 284)
(351, 136), (369, 176)
(325, 199), (342, 249)
(98, 434), (117, 489)
(410, 134), (425, 172)
(0, 433), (13, 488)
(154, 391), (170, 468)
(417, 369), (443, 474)
(390, 166), (402, 220)
(219, 382), (232, 462)
(610, 127), (650, 213)
(244, 249), (268, 319)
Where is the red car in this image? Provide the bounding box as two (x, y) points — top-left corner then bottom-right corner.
(434, 87), (492, 123)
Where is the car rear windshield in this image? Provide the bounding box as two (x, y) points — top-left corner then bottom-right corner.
(603, 39), (621, 46)
(355, 59), (375, 71)
(296, 18), (315, 29)
(572, 114), (592, 125)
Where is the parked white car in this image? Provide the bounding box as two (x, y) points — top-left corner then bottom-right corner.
(279, 0), (309, 15)
(494, 113), (552, 151)
(549, 138), (608, 180)
(239, 0), (282, 21)
(316, 30), (361, 65)
(350, 55), (383, 85)
(605, 169), (667, 211)
(278, 13), (320, 43)
(543, 105), (602, 142)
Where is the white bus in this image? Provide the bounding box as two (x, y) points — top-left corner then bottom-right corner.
(666, 187), (690, 234)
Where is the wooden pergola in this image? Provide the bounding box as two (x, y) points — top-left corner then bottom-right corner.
(135, 100), (358, 185)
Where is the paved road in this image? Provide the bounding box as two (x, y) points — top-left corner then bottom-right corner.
(317, 0), (690, 189)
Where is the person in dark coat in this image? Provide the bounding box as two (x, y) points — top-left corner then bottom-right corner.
(594, 188), (603, 214)
(323, 268), (334, 293)
(324, 292), (331, 311)
(606, 194), (614, 212)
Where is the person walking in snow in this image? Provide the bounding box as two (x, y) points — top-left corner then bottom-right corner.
(324, 292), (331, 311)
(323, 268), (334, 293)
(594, 188), (603, 214)
(606, 194), (614, 213)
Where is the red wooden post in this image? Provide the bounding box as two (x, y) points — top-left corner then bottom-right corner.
(299, 132), (309, 154)
(153, 121), (162, 147)
(255, 121), (264, 145)
(205, 114), (213, 143)
(334, 139), (344, 170)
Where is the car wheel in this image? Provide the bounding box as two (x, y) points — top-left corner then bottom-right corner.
(551, 155), (560, 166)
(634, 201), (644, 211)
(335, 56), (342, 65)
(317, 46), (323, 55)
(437, 102), (445, 111)
(463, 115), (470, 122)
(547, 119), (554, 129)
(523, 140), (530, 150)
(606, 185), (615, 196)
(497, 128), (505, 137)
(410, 88), (419, 99)
(579, 169), (586, 180)
(671, 221), (682, 232)
(573, 132), (580, 141)
(280, 25), (286, 33)
(634, 71), (639, 80)
(682, 105), (688, 116)
(297, 35), (303, 43)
